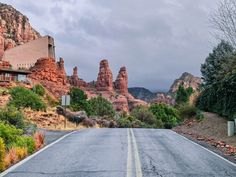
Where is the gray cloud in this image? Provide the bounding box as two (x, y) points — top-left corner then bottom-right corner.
(2, 0), (219, 91)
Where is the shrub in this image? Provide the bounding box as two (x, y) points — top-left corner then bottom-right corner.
(0, 122), (23, 146)
(32, 84), (45, 96)
(0, 106), (25, 129)
(9, 86), (46, 111)
(178, 104), (199, 120)
(88, 96), (115, 118)
(13, 136), (35, 154)
(0, 138), (5, 172)
(34, 132), (44, 150)
(149, 104), (179, 129)
(117, 116), (145, 128)
(15, 147), (28, 160)
(131, 106), (159, 127)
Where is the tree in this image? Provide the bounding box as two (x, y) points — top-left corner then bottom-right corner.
(88, 96), (115, 118)
(175, 85), (193, 104)
(210, 0), (236, 47)
(69, 88), (91, 115)
(201, 40), (235, 85)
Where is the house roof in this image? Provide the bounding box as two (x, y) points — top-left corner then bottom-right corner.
(0, 68), (32, 74)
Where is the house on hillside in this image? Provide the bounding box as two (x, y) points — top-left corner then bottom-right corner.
(0, 60), (31, 82)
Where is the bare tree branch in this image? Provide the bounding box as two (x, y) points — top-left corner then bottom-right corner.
(210, 0), (236, 47)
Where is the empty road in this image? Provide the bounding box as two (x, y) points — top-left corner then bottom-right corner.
(2, 129), (236, 177)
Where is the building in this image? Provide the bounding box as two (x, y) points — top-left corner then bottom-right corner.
(0, 68), (31, 82)
(0, 60), (31, 82)
(2, 35), (55, 69)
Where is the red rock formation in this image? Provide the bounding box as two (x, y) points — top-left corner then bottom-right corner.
(69, 66), (87, 88)
(29, 57), (68, 98)
(151, 93), (175, 105)
(115, 66), (128, 94)
(96, 60), (113, 91)
(169, 72), (202, 93)
(0, 3), (40, 58)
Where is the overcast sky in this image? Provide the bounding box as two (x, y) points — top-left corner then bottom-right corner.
(3, 0), (220, 91)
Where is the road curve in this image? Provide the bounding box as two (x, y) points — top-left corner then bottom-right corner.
(2, 128), (236, 177)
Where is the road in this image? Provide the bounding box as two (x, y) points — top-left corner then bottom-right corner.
(2, 129), (236, 177)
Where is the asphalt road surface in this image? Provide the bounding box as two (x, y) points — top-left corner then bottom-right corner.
(2, 129), (236, 177)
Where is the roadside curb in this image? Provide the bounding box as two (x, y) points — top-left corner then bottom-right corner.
(0, 131), (76, 177)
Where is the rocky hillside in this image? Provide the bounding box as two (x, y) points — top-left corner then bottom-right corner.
(0, 3), (41, 58)
(169, 72), (202, 93)
(128, 87), (156, 102)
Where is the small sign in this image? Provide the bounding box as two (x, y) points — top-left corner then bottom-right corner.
(61, 95), (70, 106)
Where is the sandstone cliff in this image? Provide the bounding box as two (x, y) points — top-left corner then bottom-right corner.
(29, 57), (69, 98)
(70, 59), (147, 112)
(0, 3), (40, 58)
(169, 72), (202, 93)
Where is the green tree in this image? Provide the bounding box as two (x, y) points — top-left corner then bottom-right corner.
(88, 96), (115, 118)
(201, 40), (235, 85)
(69, 88), (91, 115)
(175, 85), (193, 104)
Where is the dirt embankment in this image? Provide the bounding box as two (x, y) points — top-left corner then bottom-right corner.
(173, 112), (236, 161)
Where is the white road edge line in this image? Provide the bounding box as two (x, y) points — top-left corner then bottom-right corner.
(172, 130), (236, 168)
(0, 131), (76, 177)
(126, 129), (132, 177)
(130, 129), (143, 177)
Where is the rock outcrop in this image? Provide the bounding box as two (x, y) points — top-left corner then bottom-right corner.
(96, 60), (113, 91)
(151, 93), (175, 105)
(0, 3), (40, 58)
(74, 59), (148, 112)
(114, 67), (128, 94)
(169, 72), (202, 93)
(29, 57), (68, 98)
(69, 66), (87, 88)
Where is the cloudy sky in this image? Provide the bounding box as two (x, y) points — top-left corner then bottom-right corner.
(3, 0), (220, 91)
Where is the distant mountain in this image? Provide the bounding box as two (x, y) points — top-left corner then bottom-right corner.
(128, 87), (156, 102)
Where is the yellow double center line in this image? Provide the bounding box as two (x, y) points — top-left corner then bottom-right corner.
(127, 129), (143, 177)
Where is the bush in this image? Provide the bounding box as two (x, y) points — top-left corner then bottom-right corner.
(32, 84), (45, 96)
(34, 132), (44, 150)
(178, 104), (199, 120)
(9, 86), (46, 111)
(0, 138), (5, 172)
(0, 122), (23, 146)
(131, 106), (162, 128)
(149, 104), (179, 129)
(88, 96), (115, 118)
(117, 116), (145, 128)
(13, 136), (35, 154)
(0, 106), (25, 129)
